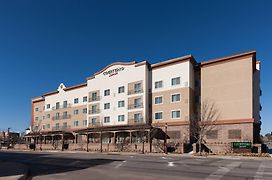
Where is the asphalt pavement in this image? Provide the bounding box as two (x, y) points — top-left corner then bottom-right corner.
(0, 150), (272, 180)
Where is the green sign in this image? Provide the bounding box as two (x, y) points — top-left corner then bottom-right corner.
(232, 142), (252, 149)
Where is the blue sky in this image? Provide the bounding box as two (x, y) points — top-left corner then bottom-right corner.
(0, 0), (271, 134)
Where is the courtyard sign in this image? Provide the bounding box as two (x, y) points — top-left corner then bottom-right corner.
(232, 142), (252, 149)
(103, 67), (125, 77)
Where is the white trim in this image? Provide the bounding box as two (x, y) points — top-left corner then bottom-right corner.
(171, 109), (181, 119)
(154, 95), (163, 105)
(154, 111), (163, 120)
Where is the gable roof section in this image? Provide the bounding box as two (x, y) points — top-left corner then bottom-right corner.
(151, 55), (196, 70)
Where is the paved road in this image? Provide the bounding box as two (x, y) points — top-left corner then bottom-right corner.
(0, 150), (272, 180)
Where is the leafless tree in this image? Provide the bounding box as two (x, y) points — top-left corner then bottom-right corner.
(191, 99), (220, 155)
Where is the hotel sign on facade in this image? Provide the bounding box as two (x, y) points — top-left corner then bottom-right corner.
(103, 67), (125, 77)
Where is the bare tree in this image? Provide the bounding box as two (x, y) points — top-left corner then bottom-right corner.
(191, 99), (220, 155)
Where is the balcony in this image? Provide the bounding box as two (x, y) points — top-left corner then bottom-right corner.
(89, 109), (100, 115)
(128, 118), (144, 125)
(52, 104), (71, 110)
(88, 121), (101, 128)
(52, 114), (71, 120)
(52, 125), (71, 131)
(89, 96), (101, 102)
(128, 103), (143, 110)
(128, 89), (143, 95)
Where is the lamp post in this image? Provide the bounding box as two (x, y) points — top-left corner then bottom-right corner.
(165, 123), (168, 154)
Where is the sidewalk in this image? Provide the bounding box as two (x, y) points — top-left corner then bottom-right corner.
(0, 161), (28, 180)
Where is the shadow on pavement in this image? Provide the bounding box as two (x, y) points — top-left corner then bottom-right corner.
(0, 151), (122, 179)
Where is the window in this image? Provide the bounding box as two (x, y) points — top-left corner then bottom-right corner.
(83, 108), (87, 114)
(91, 105), (98, 113)
(104, 116), (110, 123)
(91, 118), (97, 125)
(63, 111), (68, 118)
(104, 103), (110, 110)
(35, 117), (38, 121)
(155, 96), (163, 104)
(155, 112), (163, 120)
(206, 130), (218, 139)
(171, 110), (181, 119)
(46, 124), (50, 129)
(104, 89), (110, 96)
(46, 104), (50, 109)
(63, 101), (67, 108)
(47, 114), (50, 118)
(83, 96), (87, 102)
(118, 115), (125, 122)
(74, 121), (79, 127)
(42, 116), (45, 120)
(56, 112), (60, 118)
(55, 123), (59, 129)
(118, 100), (125, 108)
(74, 109), (79, 115)
(118, 86), (125, 93)
(63, 122), (67, 128)
(56, 102), (60, 109)
(35, 108), (39, 112)
(83, 120), (87, 126)
(134, 83), (142, 93)
(74, 98), (79, 104)
(228, 129), (241, 139)
(91, 92), (98, 101)
(134, 98), (142, 108)
(134, 113), (142, 122)
(171, 77), (180, 86)
(42, 125), (46, 130)
(155, 81), (163, 89)
(171, 94), (181, 102)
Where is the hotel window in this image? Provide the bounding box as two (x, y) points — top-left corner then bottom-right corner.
(155, 96), (163, 104)
(104, 116), (110, 123)
(63, 101), (68, 108)
(206, 130), (218, 139)
(118, 100), (125, 108)
(56, 102), (60, 109)
(155, 81), (163, 89)
(63, 111), (68, 118)
(134, 98), (142, 108)
(46, 124), (50, 129)
(74, 109), (79, 115)
(155, 112), (163, 120)
(104, 89), (110, 96)
(47, 114), (50, 118)
(55, 123), (60, 129)
(228, 129), (241, 139)
(56, 112), (60, 118)
(171, 77), (180, 86)
(35, 108), (39, 112)
(171, 110), (181, 119)
(47, 104), (50, 109)
(134, 113), (142, 123)
(83, 120), (87, 126)
(83, 96), (87, 102)
(74, 98), (79, 104)
(171, 94), (181, 102)
(134, 83), (142, 93)
(63, 122), (67, 128)
(91, 105), (98, 113)
(42, 116), (45, 120)
(35, 117), (38, 121)
(42, 125), (46, 130)
(83, 108), (87, 114)
(43, 106), (45, 110)
(118, 115), (125, 122)
(118, 86), (125, 93)
(73, 121), (79, 127)
(91, 92), (98, 101)
(104, 103), (110, 110)
(91, 118), (97, 125)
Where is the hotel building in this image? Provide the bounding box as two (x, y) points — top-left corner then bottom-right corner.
(26, 50), (261, 153)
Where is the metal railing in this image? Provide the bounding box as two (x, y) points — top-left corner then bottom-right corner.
(52, 125), (71, 131)
(128, 118), (144, 125)
(52, 103), (71, 110)
(128, 89), (143, 95)
(88, 109), (100, 115)
(128, 103), (143, 110)
(52, 114), (71, 120)
(88, 121), (101, 128)
(89, 96), (101, 102)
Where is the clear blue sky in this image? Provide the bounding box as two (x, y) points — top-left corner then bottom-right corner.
(0, 0), (271, 134)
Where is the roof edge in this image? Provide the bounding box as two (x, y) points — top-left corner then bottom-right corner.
(151, 55), (195, 69)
